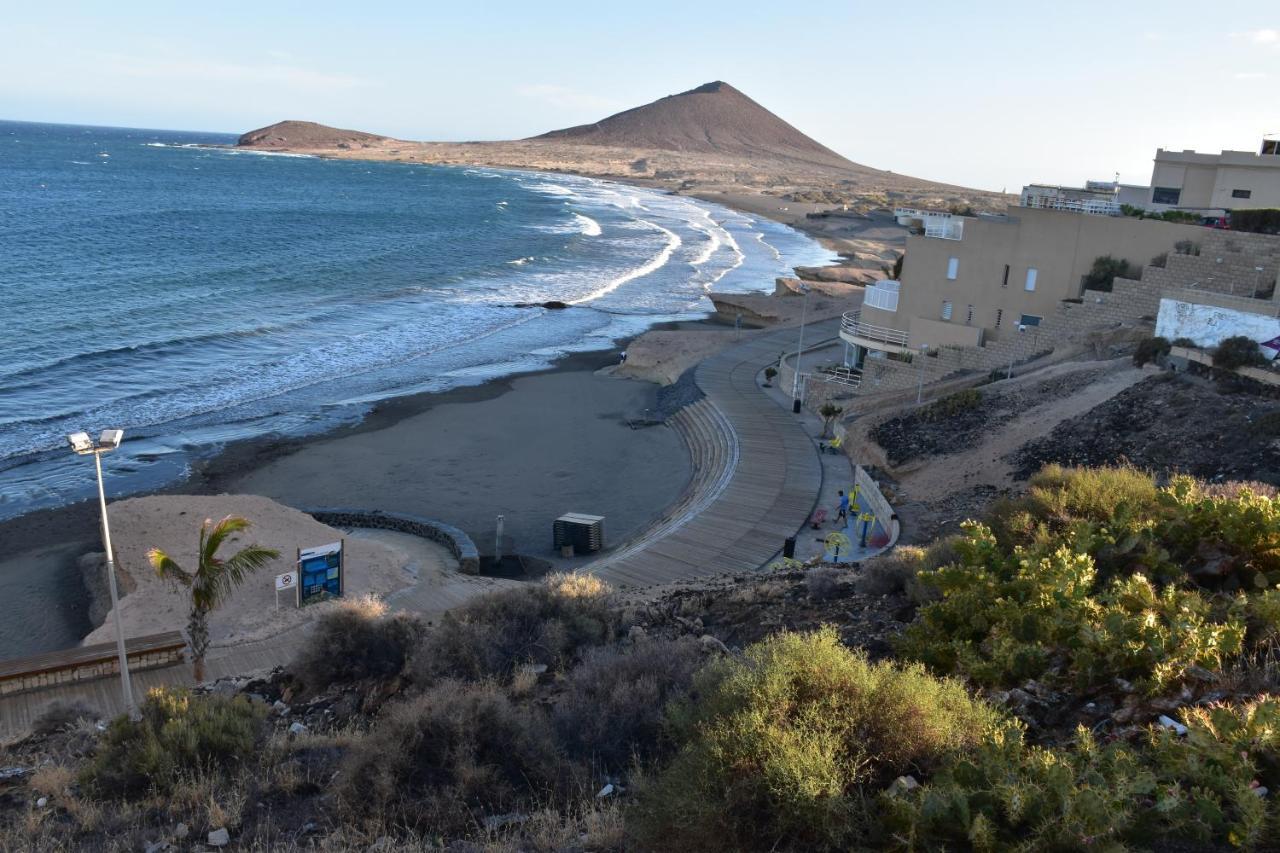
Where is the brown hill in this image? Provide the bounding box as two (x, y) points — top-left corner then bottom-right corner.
(237, 120), (390, 150)
(531, 81), (854, 169)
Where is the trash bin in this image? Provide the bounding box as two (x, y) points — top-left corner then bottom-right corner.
(792, 399), (801, 414)
(783, 536), (796, 559)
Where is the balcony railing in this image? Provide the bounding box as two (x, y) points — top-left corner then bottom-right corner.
(841, 310), (910, 348)
(1021, 195), (1121, 216)
(864, 280), (900, 312)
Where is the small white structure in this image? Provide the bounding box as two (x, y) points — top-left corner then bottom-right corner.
(1155, 297), (1280, 358)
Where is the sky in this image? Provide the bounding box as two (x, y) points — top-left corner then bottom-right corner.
(3, 1), (1278, 191)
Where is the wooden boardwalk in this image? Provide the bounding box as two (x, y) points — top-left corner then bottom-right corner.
(589, 321), (830, 588)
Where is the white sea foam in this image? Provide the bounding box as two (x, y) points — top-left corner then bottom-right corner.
(568, 220), (682, 305)
(527, 182), (576, 197)
(507, 256), (536, 265)
(688, 222), (722, 267)
(755, 232), (782, 260)
(572, 213), (602, 236)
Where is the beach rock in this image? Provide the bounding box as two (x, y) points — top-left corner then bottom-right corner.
(208, 827), (230, 847)
(597, 783), (615, 798)
(173, 823), (189, 840)
(699, 634), (730, 655)
(36, 797), (47, 808)
(288, 721), (309, 736)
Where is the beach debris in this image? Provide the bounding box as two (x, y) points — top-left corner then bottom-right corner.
(36, 796), (48, 808)
(1158, 715), (1189, 736)
(273, 700), (289, 715)
(0, 766), (31, 781)
(208, 827), (230, 847)
(597, 783), (615, 798)
(288, 721), (309, 736)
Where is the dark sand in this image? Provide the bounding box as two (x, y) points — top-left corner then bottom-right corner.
(0, 346), (691, 657)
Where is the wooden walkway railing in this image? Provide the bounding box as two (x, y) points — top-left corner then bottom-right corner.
(0, 631), (186, 697)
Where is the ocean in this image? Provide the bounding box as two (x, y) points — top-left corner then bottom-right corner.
(0, 119), (834, 523)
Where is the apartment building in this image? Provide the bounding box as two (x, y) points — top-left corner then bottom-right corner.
(840, 205), (1204, 368)
(1147, 140), (1280, 213)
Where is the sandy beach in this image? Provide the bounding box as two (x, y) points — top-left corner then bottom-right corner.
(81, 494), (433, 648)
(0, 344), (693, 657)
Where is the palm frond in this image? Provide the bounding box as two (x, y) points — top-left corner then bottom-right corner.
(202, 515), (252, 567)
(192, 543), (280, 612)
(147, 548), (192, 586)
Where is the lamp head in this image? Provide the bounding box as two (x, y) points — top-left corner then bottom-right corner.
(98, 429), (124, 451)
(67, 432), (94, 454)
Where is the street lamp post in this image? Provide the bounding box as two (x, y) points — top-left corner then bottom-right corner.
(68, 428), (137, 721)
(791, 283), (810, 413)
(915, 344), (930, 404)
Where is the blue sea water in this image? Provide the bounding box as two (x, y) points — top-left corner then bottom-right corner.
(0, 120), (834, 521)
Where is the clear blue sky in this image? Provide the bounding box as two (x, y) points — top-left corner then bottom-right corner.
(4, 1), (1277, 191)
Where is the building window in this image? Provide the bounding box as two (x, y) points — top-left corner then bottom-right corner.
(1019, 314), (1042, 327)
(1001, 264), (1010, 287)
(1025, 268), (1038, 291)
(995, 308), (1003, 327)
(966, 304), (974, 324)
(946, 257), (959, 280)
(1232, 189), (1253, 199)
(941, 300), (952, 320)
(1153, 186), (1182, 205)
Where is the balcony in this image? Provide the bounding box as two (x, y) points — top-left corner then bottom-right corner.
(864, 280), (900, 312)
(840, 310), (910, 352)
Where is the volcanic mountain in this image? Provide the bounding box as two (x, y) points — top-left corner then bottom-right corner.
(237, 120), (390, 150)
(531, 81), (853, 170)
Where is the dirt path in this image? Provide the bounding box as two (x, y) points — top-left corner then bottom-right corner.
(896, 362), (1149, 502)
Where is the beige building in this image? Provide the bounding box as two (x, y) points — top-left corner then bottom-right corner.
(1148, 141), (1280, 213)
(842, 205), (1204, 370)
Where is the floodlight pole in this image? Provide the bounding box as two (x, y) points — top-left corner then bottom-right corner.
(92, 447), (138, 721)
(791, 285), (810, 411)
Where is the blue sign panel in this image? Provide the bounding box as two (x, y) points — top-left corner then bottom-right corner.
(298, 541), (343, 606)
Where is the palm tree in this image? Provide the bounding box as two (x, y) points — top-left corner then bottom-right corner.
(148, 516), (279, 682)
(819, 403), (844, 439)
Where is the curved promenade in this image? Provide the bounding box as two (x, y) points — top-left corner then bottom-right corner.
(589, 321), (828, 587)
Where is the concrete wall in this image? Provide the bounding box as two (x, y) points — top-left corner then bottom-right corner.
(1156, 299), (1280, 352)
(305, 508), (481, 575)
(908, 316), (983, 348)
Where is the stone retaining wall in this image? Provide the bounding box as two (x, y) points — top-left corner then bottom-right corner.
(303, 508), (480, 575)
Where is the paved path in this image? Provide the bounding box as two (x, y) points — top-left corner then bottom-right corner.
(588, 321), (831, 587)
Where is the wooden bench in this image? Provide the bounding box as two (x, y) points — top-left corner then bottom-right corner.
(0, 631), (187, 696)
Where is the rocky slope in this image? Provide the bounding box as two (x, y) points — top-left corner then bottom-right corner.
(237, 120), (391, 150)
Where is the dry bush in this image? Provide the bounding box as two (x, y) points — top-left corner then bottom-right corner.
(31, 699), (98, 735)
(552, 637), (704, 770)
(339, 680), (565, 834)
(805, 567), (843, 601)
(28, 765), (75, 800)
(412, 573), (616, 684)
(857, 537), (959, 601)
(288, 595), (424, 695)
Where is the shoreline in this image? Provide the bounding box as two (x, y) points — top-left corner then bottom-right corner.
(0, 159), (858, 658)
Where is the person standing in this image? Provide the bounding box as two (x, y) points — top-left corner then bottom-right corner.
(836, 490), (849, 525)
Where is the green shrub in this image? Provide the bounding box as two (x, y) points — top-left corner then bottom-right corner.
(552, 637), (704, 770)
(1133, 335), (1171, 367)
(412, 573), (616, 683)
(1175, 238), (1201, 255)
(1229, 208), (1280, 235)
(1171, 336), (1198, 349)
(1082, 255), (1136, 292)
(900, 467), (1280, 694)
(1214, 335), (1267, 371)
(631, 628), (998, 851)
(288, 595), (425, 695)
(857, 536), (960, 601)
(887, 699), (1280, 850)
(80, 688), (264, 798)
(340, 681), (563, 832)
(921, 389), (982, 422)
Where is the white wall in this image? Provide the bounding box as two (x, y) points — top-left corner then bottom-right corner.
(1156, 298), (1280, 358)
